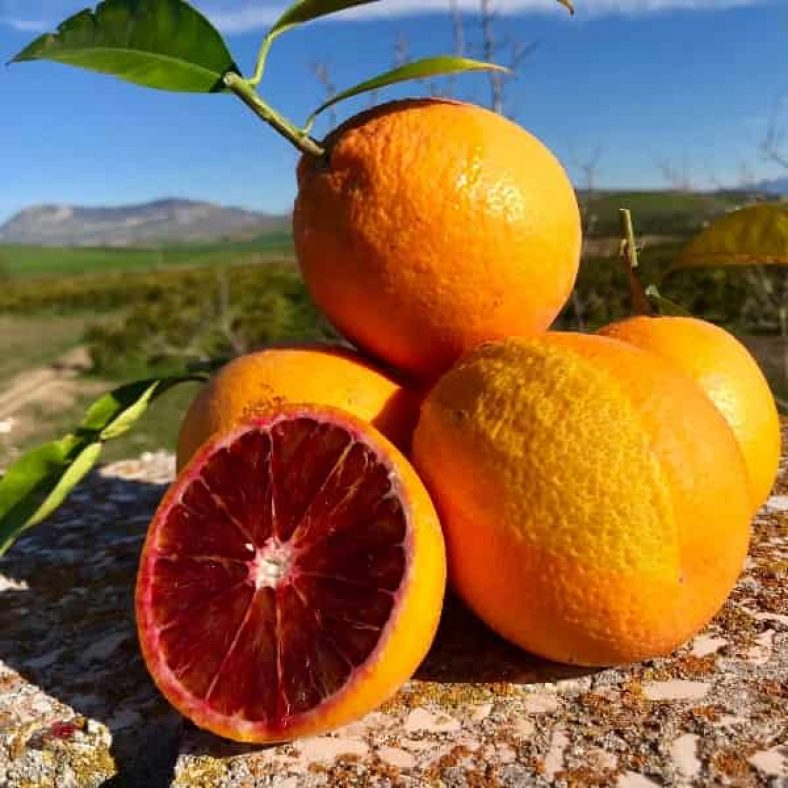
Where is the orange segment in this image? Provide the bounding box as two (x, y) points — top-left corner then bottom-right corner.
(136, 405), (445, 743)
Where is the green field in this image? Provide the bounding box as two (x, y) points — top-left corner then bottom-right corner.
(580, 190), (776, 236)
(2, 191), (778, 278)
(0, 312), (203, 465)
(0, 230), (294, 278)
(0, 191), (785, 463)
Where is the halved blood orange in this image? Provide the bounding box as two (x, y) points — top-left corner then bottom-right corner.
(135, 405), (446, 743)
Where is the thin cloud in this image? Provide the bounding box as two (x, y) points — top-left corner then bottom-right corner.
(0, 1), (77, 31)
(0, 0), (770, 35)
(203, 0), (768, 33)
(0, 17), (48, 32)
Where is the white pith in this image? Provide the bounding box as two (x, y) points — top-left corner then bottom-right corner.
(251, 539), (294, 589)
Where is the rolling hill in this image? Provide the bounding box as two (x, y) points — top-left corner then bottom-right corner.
(0, 199), (289, 247)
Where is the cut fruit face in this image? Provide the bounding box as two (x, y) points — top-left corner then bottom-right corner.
(136, 405), (445, 743)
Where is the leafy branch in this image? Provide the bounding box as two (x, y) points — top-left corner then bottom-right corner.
(10, 0), (534, 156)
(0, 375), (205, 556)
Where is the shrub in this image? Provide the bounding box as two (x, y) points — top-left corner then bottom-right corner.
(559, 243), (787, 334)
(82, 264), (336, 377)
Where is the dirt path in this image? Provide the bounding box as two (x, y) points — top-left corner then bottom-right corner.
(0, 347), (109, 459)
(0, 347), (94, 421)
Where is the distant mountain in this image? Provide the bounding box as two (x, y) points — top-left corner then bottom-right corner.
(0, 199), (290, 247)
(753, 177), (788, 195)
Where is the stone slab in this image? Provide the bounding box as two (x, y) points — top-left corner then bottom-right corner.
(1, 426), (787, 787)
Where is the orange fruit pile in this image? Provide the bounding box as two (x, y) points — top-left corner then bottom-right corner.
(136, 98), (781, 743)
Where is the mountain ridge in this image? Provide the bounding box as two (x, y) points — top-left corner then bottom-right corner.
(0, 198), (290, 247)
(753, 176), (788, 195)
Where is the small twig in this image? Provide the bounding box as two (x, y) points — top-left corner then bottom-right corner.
(311, 60), (338, 131)
(761, 96), (788, 171)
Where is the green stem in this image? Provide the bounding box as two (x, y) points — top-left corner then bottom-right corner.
(619, 208), (640, 270)
(224, 72), (325, 159)
(250, 33), (275, 88)
(619, 208), (652, 316)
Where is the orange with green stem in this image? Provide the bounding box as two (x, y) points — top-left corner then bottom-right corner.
(1, 0), (577, 559)
(599, 209), (781, 514)
(18, 0), (580, 381)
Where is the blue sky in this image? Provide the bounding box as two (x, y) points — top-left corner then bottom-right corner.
(0, 0), (786, 223)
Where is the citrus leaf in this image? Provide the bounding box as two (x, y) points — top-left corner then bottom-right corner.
(268, 0), (380, 39)
(0, 373), (206, 556)
(306, 56), (508, 127)
(0, 437), (101, 555)
(80, 374), (205, 441)
(10, 0), (237, 93)
(23, 443), (103, 530)
(675, 203), (788, 270)
(644, 285), (693, 318)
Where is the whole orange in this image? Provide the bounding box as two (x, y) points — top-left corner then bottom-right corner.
(177, 345), (420, 469)
(293, 99), (582, 379)
(412, 333), (752, 667)
(598, 316), (781, 513)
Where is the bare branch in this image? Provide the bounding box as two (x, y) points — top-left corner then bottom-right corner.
(444, 0), (465, 98)
(450, 0), (465, 57)
(737, 161), (756, 189)
(479, 0), (504, 114)
(475, 0), (537, 117)
(310, 60), (338, 130)
(215, 270), (247, 357)
(394, 33), (410, 67)
(368, 32), (410, 107)
(761, 98), (788, 170)
(655, 155), (694, 192)
(569, 144), (604, 193)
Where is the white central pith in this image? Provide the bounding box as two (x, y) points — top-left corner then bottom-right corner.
(251, 539), (294, 590)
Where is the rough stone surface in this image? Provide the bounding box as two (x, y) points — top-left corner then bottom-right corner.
(1, 427), (787, 787)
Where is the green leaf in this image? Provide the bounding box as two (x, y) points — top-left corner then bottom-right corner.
(306, 56), (509, 128)
(10, 0), (237, 93)
(644, 285), (693, 318)
(80, 375), (204, 441)
(0, 373), (206, 556)
(250, 0), (380, 86)
(0, 437), (101, 555)
(268, 0), (380, 39)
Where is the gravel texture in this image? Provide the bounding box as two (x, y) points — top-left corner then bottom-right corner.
(1, 425), (786, 787)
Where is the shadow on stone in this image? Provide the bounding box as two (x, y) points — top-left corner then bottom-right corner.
(0, 470), (181, 787)
(417, 593), (599, 686)
(1, 469), (596, 782)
